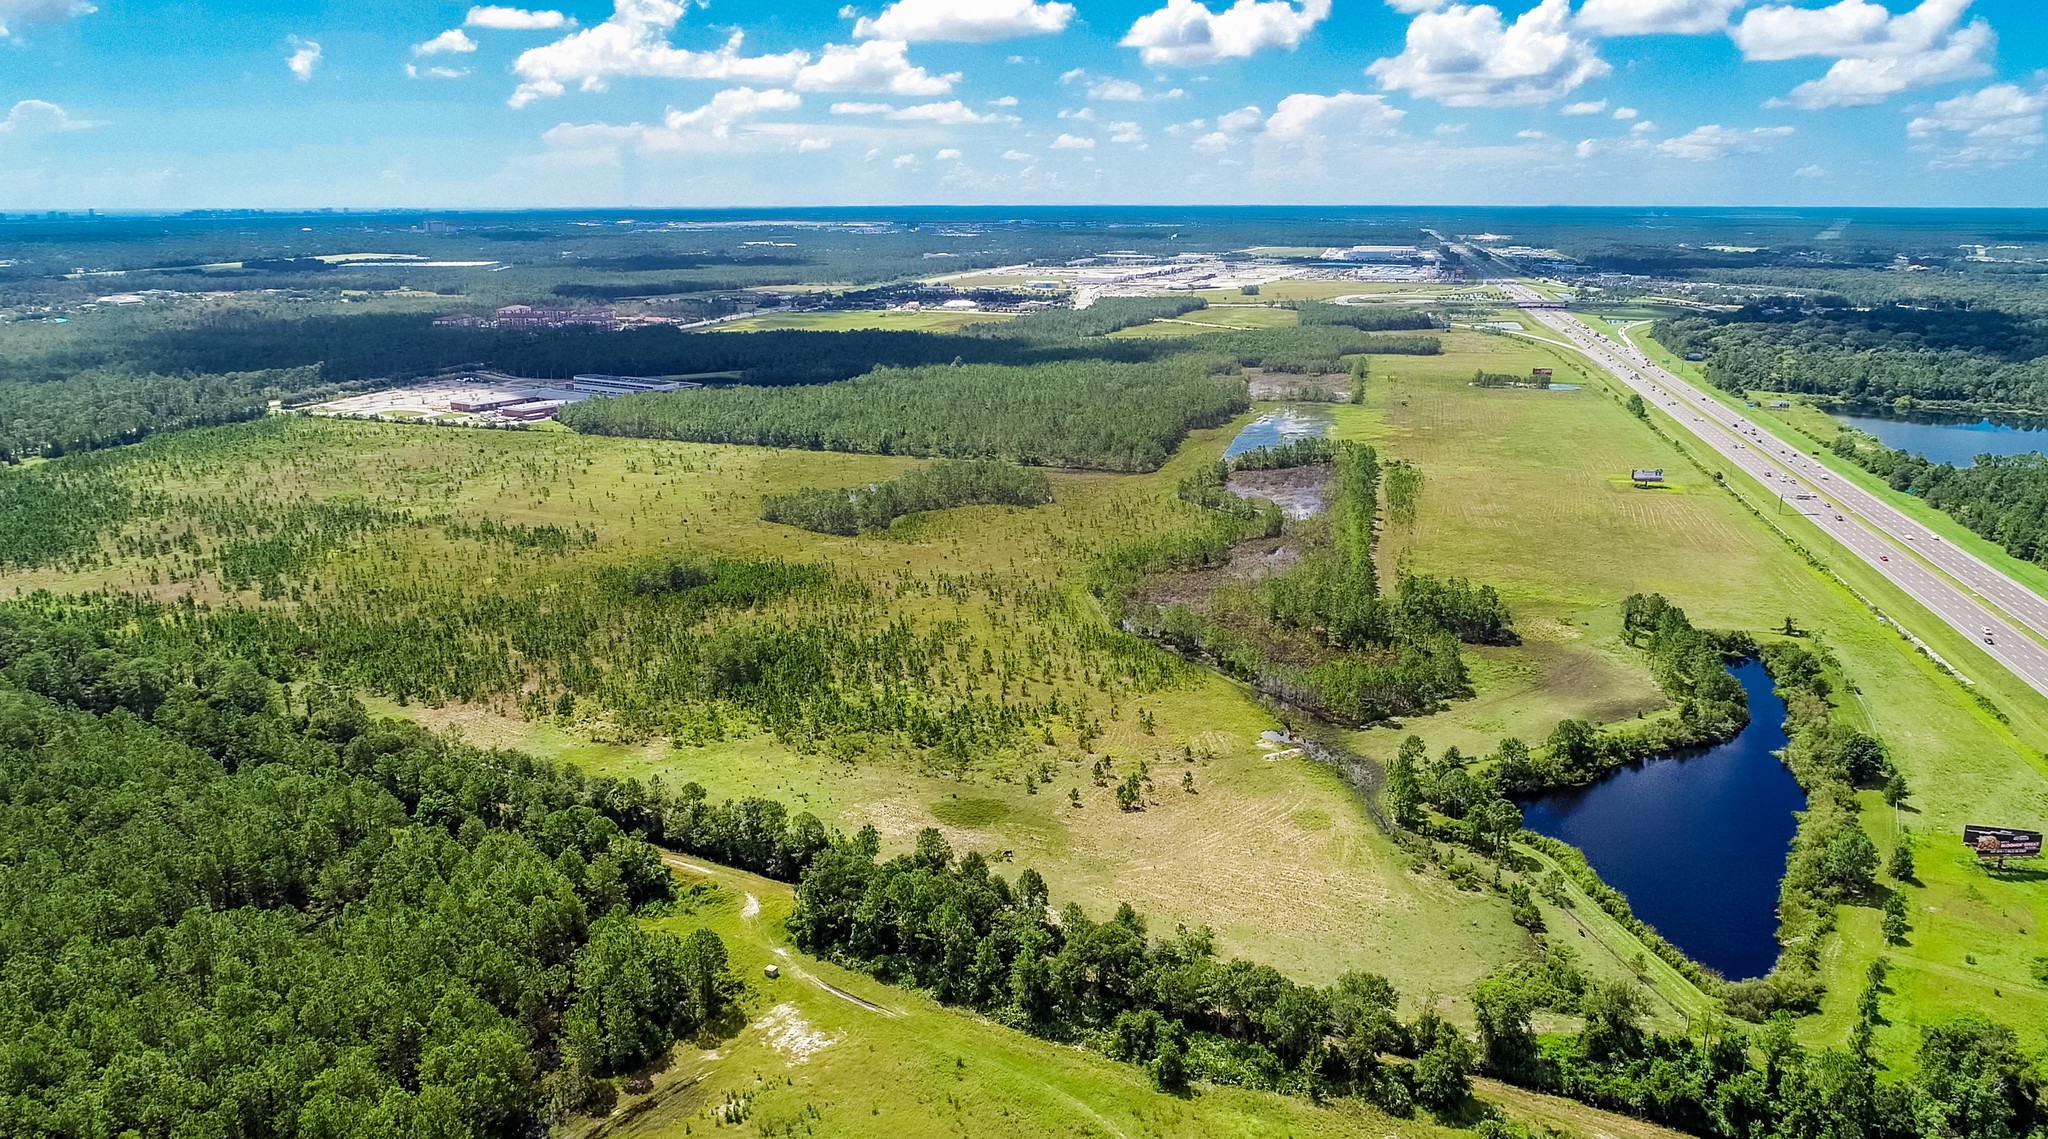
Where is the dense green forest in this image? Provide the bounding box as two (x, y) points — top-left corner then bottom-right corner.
(0, 301), (1429, 463)
(0, 608), (736, 1137)
(1655, 299), (2048, 412)
(1293, 301), (1440, 332)
(559, 359), (1249, 471)
(1832, 436), (2048, 564)
(762, 459), (1052, 535)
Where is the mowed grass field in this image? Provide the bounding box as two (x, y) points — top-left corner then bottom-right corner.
(1345, 326), (2048, 1063)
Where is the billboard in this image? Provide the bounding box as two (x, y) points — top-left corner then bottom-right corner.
(1631, 469), (1665, 483)
(1964, 825), (2043, 857)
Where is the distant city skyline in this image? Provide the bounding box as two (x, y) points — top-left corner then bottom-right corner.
(0, 0), (2041, 209)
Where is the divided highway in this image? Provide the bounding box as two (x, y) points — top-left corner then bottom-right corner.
(1487, 279), (2048, 701)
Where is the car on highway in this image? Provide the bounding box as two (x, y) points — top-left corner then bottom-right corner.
(1984, 627), (1996, 644)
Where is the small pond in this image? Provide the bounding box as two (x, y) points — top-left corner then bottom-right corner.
(1837, 411), (2048, 468)
(1517, 661), (1803, 981)
(1225, 405), (1334, 458)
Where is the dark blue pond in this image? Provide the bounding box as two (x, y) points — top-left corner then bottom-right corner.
(1518, 661), (1803, 981)
(1837, 411), (2048, 468)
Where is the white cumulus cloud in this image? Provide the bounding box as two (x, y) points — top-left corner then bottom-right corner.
(0, 0), (94, 39)
(799, 137), (833, 151)
(1907, 82), (2046, 165)
(1655, 123), (1793, 159)
(1612, 105), (1638, 118)
(1261, 91), (1404, 142)
(796, 39), (957, 95)
(1562, 99), (1606, 114)
(830, 101), (894, 114)
(467, 5), (572, 30)
(1121, 0), (1331, 68)
(1368, 0), (1609, 107)
(1051, 132), (1096, 148)
(936, 147), (962, 158)
(286, 36), (322, 81)
(0, 98), (101, 138)
(888, 100), (1019, 123)
(1107, 120), (1146, 142)
(1574, 0), (1743, 36)
(414, 29), (478, 56)
(1732, 0), (1993, 108)
(544, 86), (802, 154)
(854, 0), (1075, 42)
(509, 2), (810, 108)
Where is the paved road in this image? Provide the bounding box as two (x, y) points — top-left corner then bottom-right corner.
(1488, 279), (2048, 701)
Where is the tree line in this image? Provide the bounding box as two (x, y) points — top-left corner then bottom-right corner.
(761, 459), (1052, 536)
(1833, 437), (2048, 564)
(558, 359), (1252, 472)
(1292, 301), (1441, 332)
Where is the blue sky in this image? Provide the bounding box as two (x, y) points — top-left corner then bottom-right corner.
(0, 0), (2041, 208)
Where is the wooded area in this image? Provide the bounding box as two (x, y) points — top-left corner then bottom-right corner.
(761, 459), (1052, 535)
(558, 359), (1250, 472)
(0, 608), (735, 1136)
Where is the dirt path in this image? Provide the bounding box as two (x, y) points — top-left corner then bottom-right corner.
(771, 948), (900, 1016)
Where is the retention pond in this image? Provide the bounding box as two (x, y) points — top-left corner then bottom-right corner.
(1517, 661), (1804, 981)
(1837, 410), (2048, 468)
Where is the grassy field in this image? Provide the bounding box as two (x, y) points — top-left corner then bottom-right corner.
(1341, 325), (2048, 1061)
(555, 850), (1674, 1139)
(1108, 305), (1301, 337)
(8, 411), (1537, 1026)
(711, 310), (1014, 333)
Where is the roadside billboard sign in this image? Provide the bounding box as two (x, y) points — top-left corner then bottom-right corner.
(1965, 825), (2043, 861)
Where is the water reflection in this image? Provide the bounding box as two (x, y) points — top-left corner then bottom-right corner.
(1224, 405), (1335, 458)
(1517, 661), (1804, 981)
(1837, 411), (2048, 468)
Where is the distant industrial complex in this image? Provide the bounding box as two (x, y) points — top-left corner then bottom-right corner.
(308, 372), (695, 426)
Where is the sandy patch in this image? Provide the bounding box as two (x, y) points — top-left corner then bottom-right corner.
(756, 1003), (841, 1064)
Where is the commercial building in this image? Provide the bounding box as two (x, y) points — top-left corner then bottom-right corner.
(1321, 245), (1436, 263)
(570, 375), (700, 395)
